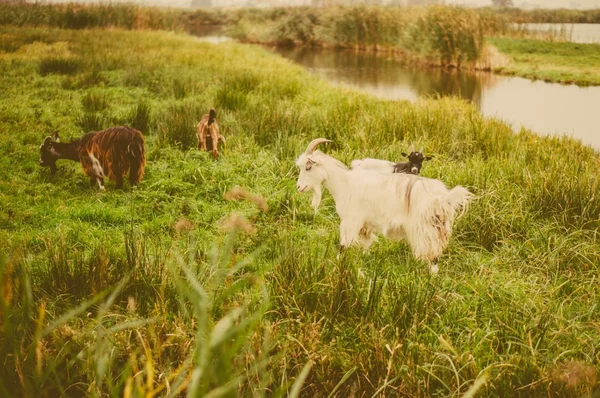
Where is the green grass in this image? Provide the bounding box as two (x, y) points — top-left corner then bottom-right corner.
(223, 5), (494, 68)
(1, 25), (600, 397)
(488, 38), (600, 86)
(496, 7), (600, 24)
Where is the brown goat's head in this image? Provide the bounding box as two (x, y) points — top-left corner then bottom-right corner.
(39, 131), (60, 174)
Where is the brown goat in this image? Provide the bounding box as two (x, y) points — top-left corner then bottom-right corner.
(39, 126), (146, 190)
(196, 108), (225, 158)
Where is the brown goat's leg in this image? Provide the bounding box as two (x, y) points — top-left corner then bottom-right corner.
(198, 135), (206, 151)
(210, 130), (219, 158)
(115, 175), (124, 189)
(96, 177), (105, 191)
(129, 162), (142, 186)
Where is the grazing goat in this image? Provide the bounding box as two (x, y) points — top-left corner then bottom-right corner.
(295, 138), (472, 274)
(39, 126), (145, 190)
(352, 147), (432, 175)
(197, 108), (225, 158)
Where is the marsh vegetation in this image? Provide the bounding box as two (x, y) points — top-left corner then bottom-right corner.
(1, 4), (600, 397)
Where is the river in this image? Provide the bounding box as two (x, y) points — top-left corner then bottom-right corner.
(196, 27), (600, 150)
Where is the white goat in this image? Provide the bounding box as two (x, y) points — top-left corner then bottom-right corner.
(295, 138), (473, 274)
(350, 158), (396, 174)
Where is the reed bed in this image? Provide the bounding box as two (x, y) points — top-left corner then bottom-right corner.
(496, 8), (600, 24)
(224, 5), (500, 68)
(1, 25), (599, 397)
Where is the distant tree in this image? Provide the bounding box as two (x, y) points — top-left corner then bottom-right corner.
(491, 0), (514, 7)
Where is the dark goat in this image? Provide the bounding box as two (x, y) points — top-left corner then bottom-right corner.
(393, 148), (432, 175)
(39, 126), (146, 190)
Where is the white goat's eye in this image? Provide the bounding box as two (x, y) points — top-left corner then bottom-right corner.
(305, 162), (313, 171)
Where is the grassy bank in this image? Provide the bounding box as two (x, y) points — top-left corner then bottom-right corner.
(0, 2), (508, 69)
(488, 37), (600, 86)
(497, 8), (600, 24)
(2, 25), (600, 397)
(222, 5), (504, 69)
(3, 2), (599, 86)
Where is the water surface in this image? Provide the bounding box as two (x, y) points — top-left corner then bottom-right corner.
(196, 30), (600, 150)
(520, 23), (600, 43)
(272, 46), (600, 150)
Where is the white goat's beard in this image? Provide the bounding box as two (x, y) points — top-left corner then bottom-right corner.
(310, 185), (322, 214)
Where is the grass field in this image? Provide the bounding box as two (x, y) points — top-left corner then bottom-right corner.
(488, 37), (600, 86)
(1, 25), (600, 397)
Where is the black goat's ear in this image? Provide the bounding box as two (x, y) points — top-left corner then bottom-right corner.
(43, 136), (53, 146)
(401, 152), (408, 157)
(425, 156), (432, 161)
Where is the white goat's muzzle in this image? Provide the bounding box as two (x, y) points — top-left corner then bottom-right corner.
(297, 184), (308, 193)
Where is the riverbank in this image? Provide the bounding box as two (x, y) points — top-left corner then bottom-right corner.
(2, 25), (600, 396)
(3, 2), (600, 86)
(488, 37), (600, 86)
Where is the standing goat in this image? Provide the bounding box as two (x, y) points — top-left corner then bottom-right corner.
(39, 126), (145, 190)
(197, 108), (225, 158)
(352, 147), (432, 175)
(295, 138), (472, 274)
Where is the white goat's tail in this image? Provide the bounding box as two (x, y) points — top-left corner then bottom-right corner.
(405, 185), (473, 263)
(445, 186), (474, 220)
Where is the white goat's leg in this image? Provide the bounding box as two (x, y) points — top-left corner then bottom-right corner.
(337, 218), (363, 257)
(359, 232), (377, 250)
(311, 186), (322, 215)
(429, 263), (439, 275)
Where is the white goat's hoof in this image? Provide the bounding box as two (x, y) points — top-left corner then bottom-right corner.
(429, 263), (439, 275)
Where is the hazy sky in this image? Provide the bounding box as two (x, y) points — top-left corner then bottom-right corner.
(444, 0), (600, 9)
(38, 0), (600, 8)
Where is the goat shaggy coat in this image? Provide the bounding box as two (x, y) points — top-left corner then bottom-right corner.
(296, 139), (473, 273)
(39, 126), (145, 190)
(79, 127), (145, 188)
(197, 108), (225, 158)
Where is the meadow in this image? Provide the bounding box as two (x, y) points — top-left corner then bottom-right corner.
(1, 17), (600, 398)
(3, 2), (600, 87)
(487, 37), (600, 86)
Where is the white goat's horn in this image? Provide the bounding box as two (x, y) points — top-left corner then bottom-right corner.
(305, 138), (332, 154)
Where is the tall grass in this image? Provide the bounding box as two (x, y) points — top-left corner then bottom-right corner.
(0, 2), (511, 68)
(226, 5), (499, 68)
(496, 7), (600, 24)
(157, 100), (206, 148)
(39, 56), (81, 76)
(1, 25), (600, 396)
(0, 2), (185, 31)
(130, 99), (153, 134)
